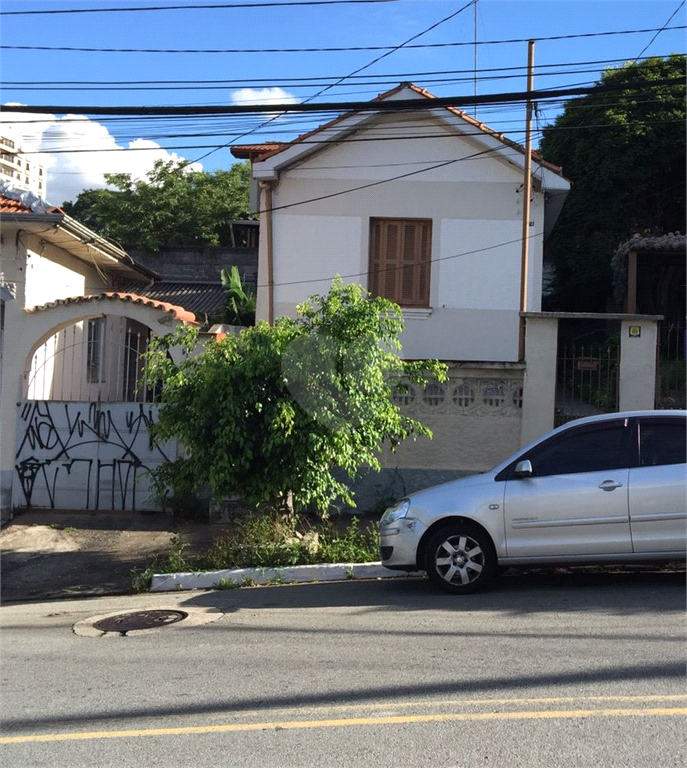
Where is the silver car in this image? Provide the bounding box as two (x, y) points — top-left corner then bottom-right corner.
(380, 410), (686, 593)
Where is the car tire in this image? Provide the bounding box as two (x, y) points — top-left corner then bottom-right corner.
(425, 523), (497, 594)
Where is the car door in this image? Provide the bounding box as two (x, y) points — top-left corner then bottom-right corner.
(502, 418), (633, 558)
(628, 415), (687, 553)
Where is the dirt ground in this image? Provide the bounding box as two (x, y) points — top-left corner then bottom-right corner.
(0, 510), (232, 602)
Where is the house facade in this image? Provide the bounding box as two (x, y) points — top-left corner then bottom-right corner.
(231, 84), (576, 501)
(233, 84), (570, 363)
(0, 185), (196, 519)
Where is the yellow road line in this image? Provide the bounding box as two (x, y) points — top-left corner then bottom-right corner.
(2, 707), (686, 745)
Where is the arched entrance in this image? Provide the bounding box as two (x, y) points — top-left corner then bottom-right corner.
(11, 294), (197, 512)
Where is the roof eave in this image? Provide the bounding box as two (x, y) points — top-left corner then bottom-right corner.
(2, 212), (159, 281)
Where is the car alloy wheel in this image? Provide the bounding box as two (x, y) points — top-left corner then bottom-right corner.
(425, 524), (497, 594)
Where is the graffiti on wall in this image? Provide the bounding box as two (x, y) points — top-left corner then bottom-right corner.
(15, 401), (173, 511)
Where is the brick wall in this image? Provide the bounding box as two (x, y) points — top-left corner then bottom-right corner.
(130, 246), (258, 284)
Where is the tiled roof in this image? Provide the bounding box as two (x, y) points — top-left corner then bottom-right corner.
(231, 82), (564, 176)
(118, 281), (227, 317)
(0, 193), (64, 216)
(26, 292), (199, 325)
(230, 144), (283, 160)
(611, 232), (686, 304)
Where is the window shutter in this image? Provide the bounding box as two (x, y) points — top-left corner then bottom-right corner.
(369, 218), (431, 307)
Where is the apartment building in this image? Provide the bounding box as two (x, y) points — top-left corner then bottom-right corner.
(0, 130), (46, 198)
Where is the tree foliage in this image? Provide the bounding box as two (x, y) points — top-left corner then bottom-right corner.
(145, 280), (447, 514)
(62, 159), (252, 253)
(539, 55), (686, 311)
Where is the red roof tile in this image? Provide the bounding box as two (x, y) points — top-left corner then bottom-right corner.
(26, 292), (199, 325)
(1, 194), (64, 215)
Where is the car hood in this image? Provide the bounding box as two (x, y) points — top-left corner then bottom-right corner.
(405, 471), (499, 517)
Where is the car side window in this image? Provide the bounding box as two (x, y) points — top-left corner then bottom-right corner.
(638, 419), (687, 467)
(527, 423), (629, 477)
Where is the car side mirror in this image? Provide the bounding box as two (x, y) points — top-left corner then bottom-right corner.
(513, 459), (534, 478)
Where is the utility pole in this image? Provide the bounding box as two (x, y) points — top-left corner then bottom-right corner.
(518, 40), (535, 361)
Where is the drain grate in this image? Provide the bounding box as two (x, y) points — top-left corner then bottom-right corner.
(93, 609), (188, 633)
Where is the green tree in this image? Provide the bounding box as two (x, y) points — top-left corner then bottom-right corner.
(539, 55), (686, 311)
(62, 159), (252, 253)
(145, 280), (447, 515)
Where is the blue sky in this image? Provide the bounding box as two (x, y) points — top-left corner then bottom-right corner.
(1, 0), (684, 204)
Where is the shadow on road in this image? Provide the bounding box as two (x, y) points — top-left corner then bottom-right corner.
(175, 566), (687, 618)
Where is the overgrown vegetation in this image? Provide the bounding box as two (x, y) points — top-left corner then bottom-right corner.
(145, 280), (446, 516)
(539, 55), (686, 312)
(218, 265), (256, 326)
(131, 513), (379, 592)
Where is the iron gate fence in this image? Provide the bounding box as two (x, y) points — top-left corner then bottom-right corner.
(26, 318), (155, 403)
(656, 321), (686, 410)
(555, 342), (620, 427)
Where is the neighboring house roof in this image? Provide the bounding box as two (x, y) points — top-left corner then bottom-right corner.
(0, 194), (64, 216)
(230, 144), (283, 161)
(0, 184), (158, 282)
(611, 232), (687, 304)
(25, 292), (199, 325)
(118, 280), (227, 317)
(230, 82), (566, 178)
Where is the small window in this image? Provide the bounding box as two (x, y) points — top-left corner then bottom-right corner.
(639, 419), (686, 467)
(86, 318), (105, 383)
(369, 218), (431, 307)
(528, 422), (629, 477)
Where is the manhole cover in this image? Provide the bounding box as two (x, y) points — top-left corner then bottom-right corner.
(93, 609), (188, 633)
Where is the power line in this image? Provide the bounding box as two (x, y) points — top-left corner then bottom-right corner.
(187, 0), (475, 166)
(0, 0), (399, 16)
(634, 1), (685, 61)
(2, 90), (675, 126)
(4, 26), (685, 54)
(13, 113), (685, 155)
(1, 56), (668, 87)
(5, 77), (682, 116)
(2, 65), (653, 92)
(15, 116), (683, 156)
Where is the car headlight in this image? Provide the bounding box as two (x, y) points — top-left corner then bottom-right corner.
(381, 498), (411, 524)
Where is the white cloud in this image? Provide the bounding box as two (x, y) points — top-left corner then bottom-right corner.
(2, 108), (202, 206)
(230, 87), (299, 107)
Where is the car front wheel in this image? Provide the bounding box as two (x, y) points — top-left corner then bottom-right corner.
(425, 524), (497, 594)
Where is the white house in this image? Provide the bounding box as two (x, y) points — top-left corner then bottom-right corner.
(232, 83), (571, 363)
(231, 84), (576, 501)
(0, 185), (197, 518)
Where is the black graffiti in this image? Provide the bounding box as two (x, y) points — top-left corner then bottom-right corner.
(15, 402), (170, 511)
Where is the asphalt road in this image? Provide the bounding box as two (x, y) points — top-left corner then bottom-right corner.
(1, 569), (685, 768)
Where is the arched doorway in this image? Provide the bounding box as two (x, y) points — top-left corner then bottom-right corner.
(12, 295), (196, 512)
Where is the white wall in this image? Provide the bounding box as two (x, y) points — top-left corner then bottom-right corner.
(14, 401), (173, 511)
(24, 237), (108, 308)
(258, 110), (547, 362)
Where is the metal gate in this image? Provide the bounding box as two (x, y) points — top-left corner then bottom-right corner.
(656, 321), (686, 409)
(555, 341), (620, 427)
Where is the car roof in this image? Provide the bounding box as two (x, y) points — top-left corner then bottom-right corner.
(557, 410), (686, 429)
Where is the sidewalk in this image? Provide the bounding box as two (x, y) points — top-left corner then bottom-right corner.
(1, 509), (400, 602)
(0, 509), (239, 602)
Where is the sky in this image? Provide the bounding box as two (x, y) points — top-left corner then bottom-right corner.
(1, 0), (685, 205)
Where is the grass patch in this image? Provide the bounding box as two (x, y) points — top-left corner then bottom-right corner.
(131, 513), (379, 592)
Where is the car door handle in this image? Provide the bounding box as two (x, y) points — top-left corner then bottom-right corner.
(598, 480), (623, 491)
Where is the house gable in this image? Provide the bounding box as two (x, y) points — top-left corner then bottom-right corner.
(248, 84), (567, 195)
(239, 83), (570, 363)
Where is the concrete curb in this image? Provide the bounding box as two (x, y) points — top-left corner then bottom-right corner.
(150, 562), (422, 592)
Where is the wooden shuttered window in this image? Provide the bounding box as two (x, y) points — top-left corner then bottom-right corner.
(369, 218), (431, 307)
